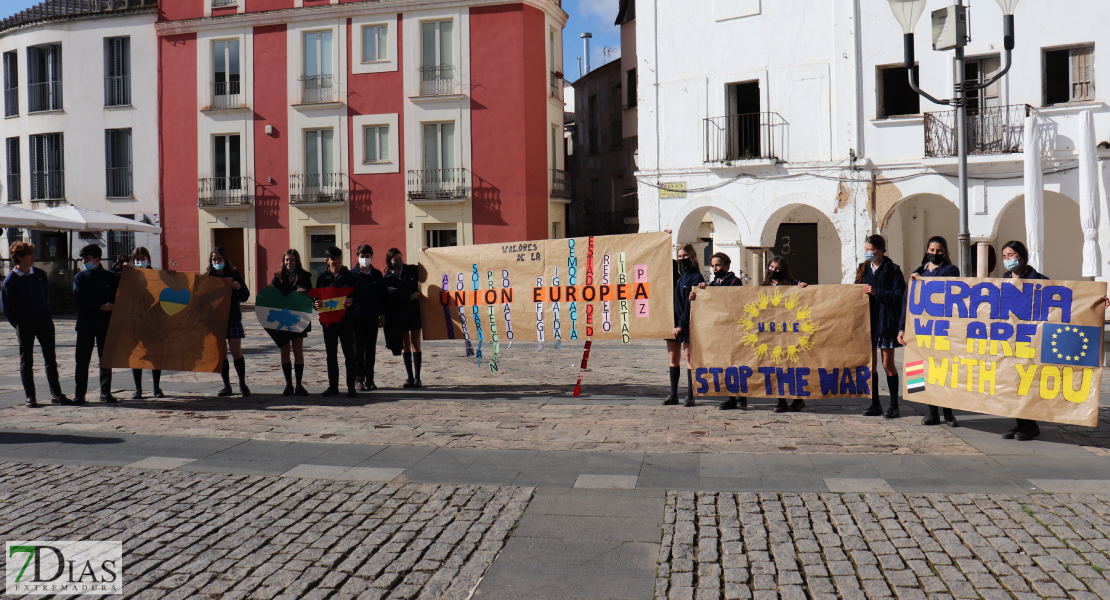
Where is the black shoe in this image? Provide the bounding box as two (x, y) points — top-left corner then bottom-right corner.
(25, 398), (38, 407)
(240, 384), (251, 397)
(1002, 428), (1018, 440)
(283, 385), (295, 396)
(217, 386), (234, 397)
(72, 396), (86, 405)
(662, 394), (679, 406)
(684, 396), (695, 407)
(945, 417), (959, 427)
(369, 382), (378, 390)
(347, 388), (358, 397)
(50, 395), (72, 405)
(922, 414), (940, 426)
(883, 408), (900, 419)
(414, 379), (422, 389)
(101, 395), (118, 403)
(403, 379), (415, 389)
(357, 382), (369, 392)
(322, 387), (339, 397)
(153, 389), (165, 399)
(862, 406), (883, 416)
(1015, 427), (1041, 441)
(739, 397), (747, 408)
(718, 397), (738, 411)
(789, 399), (805, 412)
(131, 391), (144, 400)
(295, 385), (309, 397)
(774, 400), (789, 413)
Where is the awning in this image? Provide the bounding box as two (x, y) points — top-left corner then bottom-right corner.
(35, 205), (162, 234)
(0, 203), (82, 230)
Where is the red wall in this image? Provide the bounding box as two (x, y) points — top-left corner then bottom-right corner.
(347, 15), (406, 259)
(244, 0), (295, 12)
(159, 34), (200, 271)
(159, 0), (203, 21)
(252, 24), (289, 291)
(469, 4), (549, 244)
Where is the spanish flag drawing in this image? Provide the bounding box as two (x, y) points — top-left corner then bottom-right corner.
(905, 360), (926, 394)
(307, 287), (354, 326)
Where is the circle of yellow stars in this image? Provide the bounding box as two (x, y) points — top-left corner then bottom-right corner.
(1049, 325), (1090, 361)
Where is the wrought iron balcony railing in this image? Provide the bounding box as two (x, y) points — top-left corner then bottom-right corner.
(550, 72), (563, 99)
(212, 0), (237, 6)
(210, 81), (243, 110)
(28, 81), (62, 112)
(290, 172), (348, 204)
(407, 168), (467, 200)
(106, 167), (132, 198)
(550, 168), (571, 199)
(300, 74), (336, 104)
(703, 112), (784, 163)
(6, 173), (19, 203)
(419, 66), (456, 96)
(924, 104), (1031, 158)
(3, 87), (16, 117)
(30, 170), (64, 201)
(198, 176), (252, 207)
(104, 75), (130, 106)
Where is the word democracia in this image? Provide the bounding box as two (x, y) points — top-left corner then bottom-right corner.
(694, 366), (873, 396)
(436, 283), (651, 307)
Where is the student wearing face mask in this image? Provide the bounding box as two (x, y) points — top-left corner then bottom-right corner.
(856, 234), (905, 419)
(269, 249), (313, 395)
(663, 243), (704, 407)
(315, 246), (358, 397)
(383, 248), (423, 388)
(2, 242), (67, 407)
(73, 244), (119, 403)
(761, 256), (809, 412)
(352, 245), (386, 391)
(898, 236), (959, 426)
(129, 246), (164, 399)
(691, 252), (747, 409)
(208, 246), (251, 397)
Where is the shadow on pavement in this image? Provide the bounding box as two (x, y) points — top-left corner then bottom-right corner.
(0, 431), (125, 446)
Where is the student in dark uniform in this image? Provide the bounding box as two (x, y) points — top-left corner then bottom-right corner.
(898, 236), (959, 426)
(761, 256), (809, 413)
(352, 244), (386, 391)
(383, 248), (423, 388)
(73, 244), (119, 404)
(270, 249), (313, 396)
(692, 252), (747, 410)
(315, 246), (358, 397)
(663, 243), (704, 407)
(856, 234), (905, 419)
(130, 246), (164, 399)
(999, 241), (1049, 440)
(209, 246), (251, 397)
(1, 241), (66, 407)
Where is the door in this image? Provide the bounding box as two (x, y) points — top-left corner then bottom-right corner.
(213, 228), (245, 272)
(771, 223), (818, 285)
(304, 129), (334, 191)
(726, 81), (761, 160)
(307, 226), (336, 276)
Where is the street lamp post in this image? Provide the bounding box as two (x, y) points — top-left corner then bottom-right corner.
(885, 0), (1020, 277)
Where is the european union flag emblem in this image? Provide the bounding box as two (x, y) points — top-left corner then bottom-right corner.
(1040, 324), (1101, 367)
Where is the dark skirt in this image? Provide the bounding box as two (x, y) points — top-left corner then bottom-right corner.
(267, 322), (311, 349)
(227, 320), (246, 340)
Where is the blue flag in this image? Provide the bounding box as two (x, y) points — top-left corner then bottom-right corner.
(1040, 324), (1101, 367)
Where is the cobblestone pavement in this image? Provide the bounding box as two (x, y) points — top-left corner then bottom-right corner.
(0, 461), (532, 600)
(655, 490), (1110, 600)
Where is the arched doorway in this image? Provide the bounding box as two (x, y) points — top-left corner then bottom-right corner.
(758, 204), (842, 285)
(882, 194), (959, 278)
(994, 191), (1082, 280)
(671, 197), (747, 278)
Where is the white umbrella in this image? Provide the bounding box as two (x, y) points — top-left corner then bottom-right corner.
(1079, 110), (1101, 277)
(1023, 114), (1044, 272)
(0, 203), (82, 230)
(35, 205), (161, 234)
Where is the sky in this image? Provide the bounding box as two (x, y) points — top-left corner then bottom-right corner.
(0, 0), (622, 81)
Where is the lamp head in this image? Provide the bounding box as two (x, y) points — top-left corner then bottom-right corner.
(993, 0), (1021, 15)
(887, 0), (928, 34)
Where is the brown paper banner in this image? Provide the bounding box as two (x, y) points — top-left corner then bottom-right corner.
(903, 277), (1105, 427)
(418, 232), (675, 352)
(689, 285), (873, 398)
(101, 266), (233, 373)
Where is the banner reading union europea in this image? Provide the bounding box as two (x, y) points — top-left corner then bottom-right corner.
(689, 286), (873, 399)
(903, 277), (1106, 427)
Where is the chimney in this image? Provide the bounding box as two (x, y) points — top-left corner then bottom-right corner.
(581, 32), (592, 74)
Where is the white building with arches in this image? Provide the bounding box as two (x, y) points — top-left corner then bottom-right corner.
(634, 0), (1110, 285)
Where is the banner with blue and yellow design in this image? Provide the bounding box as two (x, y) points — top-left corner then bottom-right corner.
(903, 277), (1105, 427)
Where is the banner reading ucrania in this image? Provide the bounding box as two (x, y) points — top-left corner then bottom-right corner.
(689, 286), (873, 398)
(418, 232), (674, 368)
(903, 277), (1106, 427)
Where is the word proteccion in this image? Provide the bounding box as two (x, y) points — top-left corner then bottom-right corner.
(437, 283), (651, 307)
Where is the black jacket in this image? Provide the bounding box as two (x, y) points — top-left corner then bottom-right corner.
(316, 266), (357, 323)
(708, 271), (744, 287)
(271, 269), (314, 295)
(383, 264), (419, 316)
(73, 266), (119, 333)
(209, 268), (250, 323)
(351, 265), (386, 321)
(1003, 265), (1050, 280)
(900, 262), (960, 332)
(857, 257), (905, 341)
(1, 267), (51, 325)
(674, 264), (704, 330)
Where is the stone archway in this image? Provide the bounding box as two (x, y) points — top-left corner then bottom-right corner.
(756, 203), (843, 285)
(669, 196), (749, 276)
(993, 191), (1082, 280)
(881, 193), (960, 278)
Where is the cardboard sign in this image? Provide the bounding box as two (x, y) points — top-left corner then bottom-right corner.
(903, 277), (1106, 427)
(255, 287), (313, 333)
(689, 285), (874, 399)
(101, 267), (233, 373)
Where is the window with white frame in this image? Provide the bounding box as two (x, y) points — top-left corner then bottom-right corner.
(362, 25), (388, 62)
(5, 137), (19, 203)
(423, 122), (455, 172)
(3, 51), (17, 117)
(105, 128), (132, 198)
(1044, 45), (1094, 105)
(104, 36), (131, 107)
(420, 20), (454, 95)
(29, 133), (63, 201)
(304, 129), (335, 187)
(214, 134), (241, 190)
(27, 44), (62, 113)
(213, 39), (240, 109)
(303, 31), (334, 103)
(363, 125), (389, 163)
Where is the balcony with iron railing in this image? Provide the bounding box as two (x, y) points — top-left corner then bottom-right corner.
(550, 71), (563, 99)
(924, 104), (1031, 158)
(704, 112), (784, 164)
(290, 173), (348, 204)
(407, 168), (467, 201)
(212, 0), (237, 6)
(4, 87), (16, 117)
(106, 167), (132, 198)
(6, 173), (19, 203)
(419, 66), (456, 96)
(28, 81), (62, 113)
(209, 81), (243, 111)
(299, 74), (337, 105)
(31, 170), (64, 202)
(550, 168), (571, 200)
(198, 176), (253, 207)
(104, 75), (130, 107)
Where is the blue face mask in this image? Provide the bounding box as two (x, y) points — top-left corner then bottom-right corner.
(213, 262), (225, 271)
(82, 261), (96, 271)
(864, 251), (876, 261)
(134, 260), (149, 269)
(1004, 258), (1021, 272)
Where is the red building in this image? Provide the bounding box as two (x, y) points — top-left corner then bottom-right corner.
(157, 0), (568, 293)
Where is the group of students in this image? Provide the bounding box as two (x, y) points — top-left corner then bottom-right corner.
(0, 241), (426, 406)
(664, 233), (1079, 442)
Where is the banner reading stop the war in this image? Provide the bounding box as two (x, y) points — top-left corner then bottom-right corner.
(903, 277), (1106, 427)
(418, 232), (675, 370)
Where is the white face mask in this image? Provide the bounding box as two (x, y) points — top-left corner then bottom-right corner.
(134, 260), (149, 268)
(359, 257), (373, 268)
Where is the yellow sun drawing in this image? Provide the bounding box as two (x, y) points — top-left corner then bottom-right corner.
(737, 291), (820, 365)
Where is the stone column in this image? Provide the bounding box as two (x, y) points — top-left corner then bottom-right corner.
(747, 247), (765, 285)
(972, 237), (993, 278)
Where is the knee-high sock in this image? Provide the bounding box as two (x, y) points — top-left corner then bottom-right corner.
(152, 370), (161, 391)
(870, 371), (880, 409)
(403, 352), (414, 380)
(669, 366), (680, 398)
(929, 405), (940, 417)
(132, 369), (143, 392)
(294, 363), (305, 387)
(221, 359), (231, 387)
(414, 352), (422, 380)
(281, 363), (293, 387)
(686, 369), (694, 398)
(234, 357), (247, 386)
(886, 374), (899, 409)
